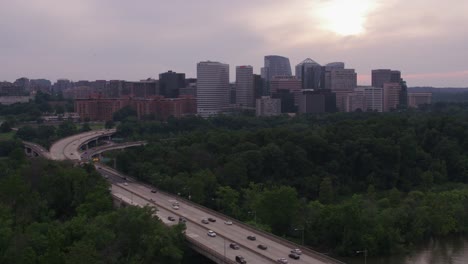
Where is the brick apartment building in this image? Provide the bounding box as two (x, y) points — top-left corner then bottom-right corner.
(75, 95), (196, 121)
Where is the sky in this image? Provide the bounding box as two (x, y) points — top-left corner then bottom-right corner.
(1, 0), (467, 87)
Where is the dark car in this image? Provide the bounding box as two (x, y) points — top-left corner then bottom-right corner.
(151, 189), (157, 193)
(247, 235), (256, 241)
(288, 253), (300, 260)
(201, 218), (209, 224)
(235, 255), (247, 264)
(179, 217), (187, 223)
(257, 244), (267, 250)
(167, 216), (175, 221)
(230, 243), (240, 250)
(208, 217), (216, 222)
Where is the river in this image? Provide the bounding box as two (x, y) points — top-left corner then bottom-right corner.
(338, 236), (468, 264)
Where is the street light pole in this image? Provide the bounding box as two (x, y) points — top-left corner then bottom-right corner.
(223, 237), (226, 263)
(248, 211), (257, 224)
(294, 228), (304, 245)
(356, 249), (367, 264)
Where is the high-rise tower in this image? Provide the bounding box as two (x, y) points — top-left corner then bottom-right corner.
(196, 61), (230, 117)
(236, 66), (254, 108)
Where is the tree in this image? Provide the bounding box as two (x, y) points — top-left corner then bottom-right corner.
(81, 123), (91, 132)
(0, 121), (12, 133)
(319, 177), (334, 204)
(104, 120), (115, 129)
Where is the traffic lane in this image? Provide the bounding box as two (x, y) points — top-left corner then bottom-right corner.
(113, 185), (273, 264)
(105, 168), (331, 264)
(123, 182), (326, 264)
(121, 184), (297, 263)
(50, 130), (103, 159)
(185, 221), (274, 264)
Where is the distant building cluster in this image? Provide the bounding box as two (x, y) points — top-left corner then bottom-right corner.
(2, 55), (433, 120)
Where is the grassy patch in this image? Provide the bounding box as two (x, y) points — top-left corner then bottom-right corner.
(0, 131), (15, 141)
(90, 123), (105, 130)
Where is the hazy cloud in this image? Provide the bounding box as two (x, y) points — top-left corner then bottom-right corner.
(1, 0), (467, 86)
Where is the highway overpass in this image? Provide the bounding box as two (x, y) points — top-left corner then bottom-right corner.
(32, 130), (345, 264)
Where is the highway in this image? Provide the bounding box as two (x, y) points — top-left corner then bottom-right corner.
(49, 129), (116, 160)
(45, 130), (344, 264)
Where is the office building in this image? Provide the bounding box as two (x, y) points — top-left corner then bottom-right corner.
(372, 69), (402, 88)
(236, 65), (254, 107)
(256, 96), (281, 117)
(344, 90), (365, 112)
(295, 58), (322, 90)
(262, 55), (292, 81)
(159, 71), (185, 98)
(272, 89), (296, 113)
(270, 76), (302, 107)
(356, 86), (383, 112)
(254, 74), (266, 102)
(325, 62), (345, 70)
(323, 68), (357, 111)
(299, 89), (337, 113)
(408, 92), (432, 108)
(197, 61), (230, 117)
(383, 83), (402, 111)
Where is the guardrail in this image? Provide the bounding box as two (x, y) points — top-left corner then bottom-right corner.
(101, 164), (345, 264)
(111, 192), (238, 264)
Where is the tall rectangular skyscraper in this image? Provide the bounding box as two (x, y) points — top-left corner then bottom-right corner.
(236, 66), (254, 108)
(196, 61), (230, 117)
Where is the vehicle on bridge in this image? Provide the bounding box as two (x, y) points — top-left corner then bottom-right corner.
(247, 235), (256, 241)
(235, 255), (247, 264)
(257, 244), (267, 250)
(207, 230), (216, 237)
(230, 243), (240, 250)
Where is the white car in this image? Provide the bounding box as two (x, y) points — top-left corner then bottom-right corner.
(224, 220), (233, 225)
(123, 182), (128, 186)
(291, 248), (302, 255)
(172, 205), (179, 210)
(277, 258), (288, 264)
(207, 230), (216, 237)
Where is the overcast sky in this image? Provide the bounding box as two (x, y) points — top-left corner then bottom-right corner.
(1, 0), (467, 87)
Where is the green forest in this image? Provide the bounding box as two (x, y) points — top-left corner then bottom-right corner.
(107, 103), (468, 256)
(0, 141), (188, 264)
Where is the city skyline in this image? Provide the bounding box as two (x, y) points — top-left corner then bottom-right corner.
(1, 0), (467, 87)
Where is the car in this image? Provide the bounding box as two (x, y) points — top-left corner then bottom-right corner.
(257, 244), (268, 250)
(151, 189), (157, 193)
(201, 218), (209, 224)
(247, 235), (256, 241)
(97, 166), (101, 169)
(123, 182), (128, 186)
(277, 258), (288, 264)
(104, 175), (109, 179)
(288, 253), (300, 260)
(172, 205), (179, 210)
(207, 230), (216, 237)
(230, 243), (240, 250)
(173, 201), (179, 206)
(208, 217), (216, 222)
(235, 255), (247, 264)
(290, 248), (302, 255)
(224, 220), (233, 225)
(179, 217), (187, 223)
(167, 216), (175, 221)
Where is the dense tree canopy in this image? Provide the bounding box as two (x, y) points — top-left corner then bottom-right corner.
(0, 144), (186, 264)
(106, 104), (468, 256)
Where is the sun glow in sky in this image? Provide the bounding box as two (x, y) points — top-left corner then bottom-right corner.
(315, 0), (378, 36)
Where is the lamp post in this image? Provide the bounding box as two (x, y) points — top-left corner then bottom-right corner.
(223, 237), (227, 263)
(294, 228), (304, 246)
(356, 249), (368, 264)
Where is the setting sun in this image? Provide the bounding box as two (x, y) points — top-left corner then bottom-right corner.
(315, 0), (377, 36)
